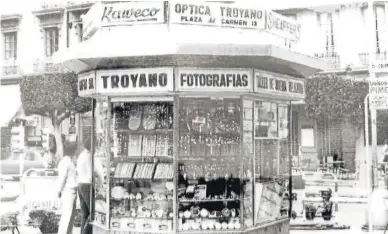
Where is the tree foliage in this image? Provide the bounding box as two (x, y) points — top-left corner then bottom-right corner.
(304, 74), (368, 128)
(21, 72), (91, 119)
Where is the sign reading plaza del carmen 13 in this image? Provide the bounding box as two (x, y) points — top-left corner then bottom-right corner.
(176, 68), (252, 92)
(254, 71), (305, 99)
(170, 2), (266, 29)
(78, 68), (174, 96)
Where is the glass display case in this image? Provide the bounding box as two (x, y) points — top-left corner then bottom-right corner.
(90, 97), (291, 233)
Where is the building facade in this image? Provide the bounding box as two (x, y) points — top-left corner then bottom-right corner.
(278, 1), (388, 171)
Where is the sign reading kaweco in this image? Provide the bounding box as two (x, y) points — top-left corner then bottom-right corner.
(83, 1), (166, 39)
(177, 68), (252, 92)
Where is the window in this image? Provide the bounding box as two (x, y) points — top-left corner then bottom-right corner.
(44, 27), (59, 57)
(4, 32), (17, 60)
(375, 5), (386, 54)
(78, 23), (83, 42)
(301, 128), (314, 147)
(255, 101), (278, 138)
(319, 13), (336, 54)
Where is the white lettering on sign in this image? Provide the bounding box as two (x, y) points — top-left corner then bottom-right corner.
(170, 2), (266, 30)
(266, 11), (301, 41)
(96, 68), (174, 94)
(254, 71), (305, 98)
(78, 71), (96, 97)
(177, 68), (252, 91)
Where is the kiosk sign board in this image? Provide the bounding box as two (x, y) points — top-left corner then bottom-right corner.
(78, 71), (96, 97)
(176, 68), (252, 92)
(254, 71), (305, 99)
(96, 68), (174, 95)
(170, 1), (266, 30)
(266, 11), (301, 41)
(83, 1), (166, 39)
(369, 77), (388, 109)
(370, 60), (388, 73)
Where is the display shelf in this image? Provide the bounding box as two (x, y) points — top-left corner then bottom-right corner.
(179, 199), (240, 203)
(112, 216), (173, 220)
(117, 129), (173, 134)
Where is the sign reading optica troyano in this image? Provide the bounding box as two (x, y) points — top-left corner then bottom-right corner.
(97, 68), (174, 95)
(254, 71), (305, 98)
(177, 68), (252, 91)
(170, 2), (266, 30)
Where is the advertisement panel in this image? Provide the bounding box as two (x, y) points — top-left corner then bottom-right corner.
(83, 1), (166, 39)
(266, 11), (301, 41)
(176, 68), (252, 92)
(254, 71), (305, 98)
(96, 68), (174, 95)
(78, 71), (96, 97)
(170, 1), (266, 30)
(369, 77), (388, 109)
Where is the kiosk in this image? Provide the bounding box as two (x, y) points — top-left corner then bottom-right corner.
(56, 1), (325, 233)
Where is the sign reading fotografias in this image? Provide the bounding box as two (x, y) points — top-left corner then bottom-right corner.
(254, 71), (305, 99)
(177, 68), (251, 92)
(170, 2), (266, 29)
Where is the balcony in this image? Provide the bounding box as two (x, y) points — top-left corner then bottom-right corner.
(2, 60), (21, 77)
(314, 52), (341, 70)
(358, 52), (388, 67)
(33, 58), (68, 74)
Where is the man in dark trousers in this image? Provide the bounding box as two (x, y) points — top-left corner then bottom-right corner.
(76, 137), (104, 234)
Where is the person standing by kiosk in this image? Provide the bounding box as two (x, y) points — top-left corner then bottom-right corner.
(76, 137), (105, 234)
(56, 142), (78, 234)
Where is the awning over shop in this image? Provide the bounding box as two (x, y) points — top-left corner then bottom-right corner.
(0, 85), (22, 127)
(54, 27), (326, 78)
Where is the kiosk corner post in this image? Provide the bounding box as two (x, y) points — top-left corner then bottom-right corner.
(90, 98), (96, 221)
(288, 102), (293, 218)
(365, 93), (373, 233)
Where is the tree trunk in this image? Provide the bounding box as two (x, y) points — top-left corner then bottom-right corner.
(53, 122), (63, 163)
(355, 128), (367, 188)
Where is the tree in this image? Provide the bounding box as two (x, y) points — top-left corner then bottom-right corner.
(20, 72), (91, 161)
(305, 74), (368, 128)
(304, 74), (368, 170)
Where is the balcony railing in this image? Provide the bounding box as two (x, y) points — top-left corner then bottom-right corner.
(33, 58), (68, 74)
(314, 52), (341, 70)
(358, 52), (388, 67)
(2, 60), (21, 77)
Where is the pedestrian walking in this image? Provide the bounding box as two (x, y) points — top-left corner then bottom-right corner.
(382, 140), (388, 176)
(56, 142), (78, 234)
(76, 137), (105, 234)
